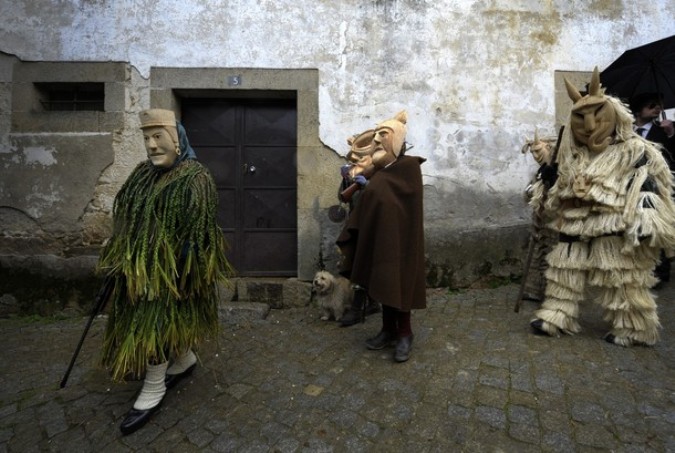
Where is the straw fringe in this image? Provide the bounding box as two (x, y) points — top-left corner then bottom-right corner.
(548, 136), (675, 247)
(529, 180), (546, 212)
(533, 301), (581, 335)
(606, 327), (659, 346)
(597, 286), (656, 311)
(554, 214), (626, 238)
(603, 305), (659, 330)
(587, 269), (658, 288)
(625, 195), (675, 250)
(544, 279), (583, 302)
(597, 284), (661, 345)
(98, 160), (234, 381)
(544, 267), (587, 291)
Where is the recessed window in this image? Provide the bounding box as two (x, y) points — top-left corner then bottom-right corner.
(34, 82), (105, 111)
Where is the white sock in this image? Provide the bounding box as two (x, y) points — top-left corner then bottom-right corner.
(166, 350), (197, 376)
(133, 362), (168, 411)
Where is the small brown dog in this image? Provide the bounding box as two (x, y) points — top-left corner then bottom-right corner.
(312, 270), (353, 322)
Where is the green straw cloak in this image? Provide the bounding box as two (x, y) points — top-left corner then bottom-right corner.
(99, 159), (233, 381)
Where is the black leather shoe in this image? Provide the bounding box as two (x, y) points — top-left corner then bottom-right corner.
(165, 363), (197, 390)
(340, 290), (368, 327)
(530, 318), (548, 335)
(394, 335), (413, 362)
(365, 331), (396, 350)
(340, 308), (363, 327)
(120, 401), (162, 435)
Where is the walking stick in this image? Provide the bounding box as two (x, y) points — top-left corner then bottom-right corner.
(59, 276), (114, 388)
(514, 235), (536, 313)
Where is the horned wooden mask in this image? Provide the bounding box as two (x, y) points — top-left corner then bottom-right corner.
(565, 67), (616, 153)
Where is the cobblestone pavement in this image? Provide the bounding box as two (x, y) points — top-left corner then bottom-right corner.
(1, 282), (674, 452)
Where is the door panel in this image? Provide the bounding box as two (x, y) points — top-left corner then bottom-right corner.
(184, 105), (237, 145)
(244, 105), (296, 145)
(197, 146), (237, 186)
(242, 231), (297, 273)
(243, 190), (297, 228)
(242, 146), (297, 186)
(181, 98), (297, 276)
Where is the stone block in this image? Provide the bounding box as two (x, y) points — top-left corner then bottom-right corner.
(219, 301), (270, 325)
(282, 278), (312, 308)
(236, 279), (285, 308)
(217, 281), (236, 303)
(0, 294), (19, 317)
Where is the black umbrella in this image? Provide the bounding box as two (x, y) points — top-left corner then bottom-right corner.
(600, 34), (675, 110)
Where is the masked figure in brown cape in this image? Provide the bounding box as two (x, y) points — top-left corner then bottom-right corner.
(530, 68), (675, 346)
(336, 128), (381, 325)
(336, 110), (426, 362)
(98, 109), (233, 434)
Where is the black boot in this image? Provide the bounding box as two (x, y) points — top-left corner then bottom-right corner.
(340, 288), (367, 327)
(394, 335), (414, 363)
(364, 299), (380, 315)
(365, 330), (396, 350)
(654, 250), (670, 287)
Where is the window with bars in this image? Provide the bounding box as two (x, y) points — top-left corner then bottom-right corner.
(34, 82), (105, 111)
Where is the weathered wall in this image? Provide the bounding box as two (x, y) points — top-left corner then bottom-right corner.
(0, 0), (674, 296)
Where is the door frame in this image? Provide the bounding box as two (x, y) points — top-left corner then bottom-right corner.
(148, 67), (321, 281)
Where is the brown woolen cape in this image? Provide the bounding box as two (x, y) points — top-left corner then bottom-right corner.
(336, 155), (426, 311)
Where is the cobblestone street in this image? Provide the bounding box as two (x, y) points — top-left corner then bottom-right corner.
(1, 282), (674, 452)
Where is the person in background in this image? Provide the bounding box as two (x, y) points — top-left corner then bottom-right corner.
(520, 131), (558, 302)
(630, 93), (675, 285)
(337, 129), (381, 326)
(630, 92), (675, 163)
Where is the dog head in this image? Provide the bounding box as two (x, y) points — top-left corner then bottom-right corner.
(312, 270), (334, 295)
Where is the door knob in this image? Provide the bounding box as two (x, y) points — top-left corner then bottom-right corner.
(243, 163), (257, 174)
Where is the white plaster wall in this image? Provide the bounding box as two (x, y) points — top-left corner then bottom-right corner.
(1, 0), (674, 232)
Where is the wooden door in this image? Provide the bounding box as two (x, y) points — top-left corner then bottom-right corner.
(181, 98), (297, 276)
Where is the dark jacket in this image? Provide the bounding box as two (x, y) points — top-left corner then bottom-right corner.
(645, 124), (675, 170)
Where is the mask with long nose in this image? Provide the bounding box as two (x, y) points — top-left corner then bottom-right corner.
(371, 110), (408, 169)
(346, 129), (376, 178)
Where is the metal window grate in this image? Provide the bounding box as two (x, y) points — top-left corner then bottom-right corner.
(35, 82), (105, 111)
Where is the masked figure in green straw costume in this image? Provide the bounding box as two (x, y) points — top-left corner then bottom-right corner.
(98, 109), (233, 435)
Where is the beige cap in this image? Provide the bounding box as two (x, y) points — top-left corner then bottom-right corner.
(139, 109), (176, 129)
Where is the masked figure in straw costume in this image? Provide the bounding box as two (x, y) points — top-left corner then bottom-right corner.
(98, 109), (233, 434)
(530, 68), (675, 346)
(521, 130), (559, 302)
(336, 110), (426, 362)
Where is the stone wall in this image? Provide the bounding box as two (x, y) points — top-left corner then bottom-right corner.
(0, 1), (674, 313)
